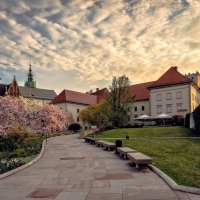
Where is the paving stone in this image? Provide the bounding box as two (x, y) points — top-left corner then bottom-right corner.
(54, 191), (89, 200)
(85, 193), (122, 200)
(96, 173), (134, 180)
(123, 188), (179, 200)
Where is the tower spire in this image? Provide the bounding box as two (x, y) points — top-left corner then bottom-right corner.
(24, 58), (36, 88)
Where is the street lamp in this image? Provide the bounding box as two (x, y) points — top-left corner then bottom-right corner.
(41, 116), (47, 145)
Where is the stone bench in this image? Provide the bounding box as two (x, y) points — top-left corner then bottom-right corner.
(101, 142), (116, 151)
(117, 147), (137, 159)
(84, 137), (96, 144)
(95, 140), (105, 147)
(127, 152), (152, 170)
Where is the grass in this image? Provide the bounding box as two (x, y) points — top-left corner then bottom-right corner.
(96, 126), (195, 138)
(97, 126), (200, 188)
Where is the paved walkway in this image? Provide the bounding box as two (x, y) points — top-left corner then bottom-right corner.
(0, 134), (199, 200)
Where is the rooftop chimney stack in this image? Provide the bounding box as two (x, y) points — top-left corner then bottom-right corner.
(96, 88), (99, 91)
(174, 66), (178, 71)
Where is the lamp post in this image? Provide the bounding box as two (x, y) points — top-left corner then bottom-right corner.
(41, 116), (47, 145)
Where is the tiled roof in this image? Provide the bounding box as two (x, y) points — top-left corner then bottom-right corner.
(52, 89), (97, 105)
(19, 86), (57, 100)
(148, 66), (191, 89)
(130, 81), (155, 101)
(91, 88), (109, 103)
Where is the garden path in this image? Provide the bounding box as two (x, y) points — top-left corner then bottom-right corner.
(0, 134), (199, 200)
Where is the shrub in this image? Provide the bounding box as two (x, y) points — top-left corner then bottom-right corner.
(99, 125), (113, 132)
(68, 123), (82, 131)
(185, 113), (190, 128)
(193, 105), (200, 134)
(6, 124), (30, 145)
(0, 137), (18, 151)
(9, 149), (27, 158)
(172, 115), (184, 126)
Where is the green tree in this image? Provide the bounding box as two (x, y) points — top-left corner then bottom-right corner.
(103, 75), (133, 127)
(79, 103), (105, 127)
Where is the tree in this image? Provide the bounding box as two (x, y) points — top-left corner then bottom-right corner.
(0, 96), (67, 136)
(79, 103), (105, 127)
(103, 75), (133, 127)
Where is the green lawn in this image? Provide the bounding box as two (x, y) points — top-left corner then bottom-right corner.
(96, 126), (195, 138)
(96, 127), (200, 188)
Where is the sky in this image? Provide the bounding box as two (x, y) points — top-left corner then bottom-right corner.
(0, 0), (200, 94)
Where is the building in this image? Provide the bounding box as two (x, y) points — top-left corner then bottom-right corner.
(52, 66), (200, 127)
(0, 63), (57, 104)
(148, 66), (200, 118)
(52, 88), (108, 128)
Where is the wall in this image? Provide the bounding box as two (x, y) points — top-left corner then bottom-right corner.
(129, 100), (149, 124)
(149, 84), (190, 117)
(190, 84), (200, 112)
(54, 102), (89, 129)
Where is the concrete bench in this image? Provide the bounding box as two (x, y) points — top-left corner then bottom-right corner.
(102, 142), (116, 151)
(95, 140), (105, 147)
(117, 147), (137, 159)
(127, 152), (152, 170)
(84, 137), (96, 144)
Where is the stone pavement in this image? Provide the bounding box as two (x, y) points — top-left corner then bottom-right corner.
(0, 134), (199, 200)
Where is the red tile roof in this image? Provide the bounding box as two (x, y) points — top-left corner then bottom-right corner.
(91, 88), (109, 103)
(148, 66), (191, 89)
(52, 89), (97, 105)
(130, 81), (155, 101)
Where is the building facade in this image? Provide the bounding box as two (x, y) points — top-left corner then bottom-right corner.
(0, 64), (57, 104)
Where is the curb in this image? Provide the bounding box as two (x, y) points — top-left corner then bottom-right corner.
(0, 139), (46, 180)
(148, 164), (200, 195)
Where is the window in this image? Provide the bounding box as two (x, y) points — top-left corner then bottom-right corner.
(142, 106), (145, 111)
(77, 109), (79, 113)
(85, 126), (88, 130)
(166, 105), (172, 113)
(177, 92), (182, 99)
(157, 94), (162, 101)
(166, 93), (171, 100)
(134, 115), (138, 118)
(134, 107), (137, 112)
(77, 117), (79, 122)
(157, 106), (162, 114)
(177, 104), (182, 111)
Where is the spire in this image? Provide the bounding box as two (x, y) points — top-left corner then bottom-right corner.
(24, 59), (36, 88)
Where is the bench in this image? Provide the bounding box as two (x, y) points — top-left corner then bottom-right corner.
(84, 137), (96, 144)
(127, 152), (152, 170)
(101, 142), (116, 151)
(117, 147), (137, 159)
(95, 140), (104, 147)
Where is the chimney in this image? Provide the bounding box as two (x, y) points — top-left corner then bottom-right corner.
(173, 66), (178, 71)
(90, 90), (93, 93)
(96, 88), (99, 91)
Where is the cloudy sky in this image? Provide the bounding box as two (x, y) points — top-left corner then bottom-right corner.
(0, 0), (200, 94)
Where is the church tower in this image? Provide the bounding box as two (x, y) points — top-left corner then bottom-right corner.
(24, 60), (36, 88)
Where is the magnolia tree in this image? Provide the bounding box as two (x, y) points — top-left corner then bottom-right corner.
(0, 96), (67, 136)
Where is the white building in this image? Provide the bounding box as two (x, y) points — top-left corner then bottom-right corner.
(52, 66), (200, 127)
(52, 88), (108, 129)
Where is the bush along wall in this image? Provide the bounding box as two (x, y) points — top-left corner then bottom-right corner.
(193, 105), (200, 135)
(184, 113), (190, 128)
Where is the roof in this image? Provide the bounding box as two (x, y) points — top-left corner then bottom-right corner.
(52, 89), (97, 105)
(148, 66), (192, 89)
(19, 86), (57, 100)
(91, 88), (109, 103)
(130, 81), (155, 101)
